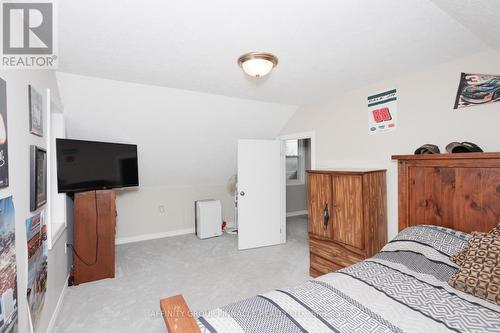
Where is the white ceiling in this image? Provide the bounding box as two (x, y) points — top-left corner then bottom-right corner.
(431, 0), (500, 49)
(58, 0), (498, 106)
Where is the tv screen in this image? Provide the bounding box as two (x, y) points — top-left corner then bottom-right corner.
(56, 139), (139, 193)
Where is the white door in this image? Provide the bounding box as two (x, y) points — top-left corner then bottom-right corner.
(238, 139), (283, 250)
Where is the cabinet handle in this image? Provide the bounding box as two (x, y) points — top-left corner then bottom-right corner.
(323, 203), (329, 230)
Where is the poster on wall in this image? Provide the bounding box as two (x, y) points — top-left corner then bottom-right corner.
(368, 89), (397, 133)
(454, 72), (500, 109)
(0, 196), (18, 333)
(26, 210), (48, 330)
(0, 79), (8, 188)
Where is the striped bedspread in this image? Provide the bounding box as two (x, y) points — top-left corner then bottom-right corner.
(197, 225), (500, 333)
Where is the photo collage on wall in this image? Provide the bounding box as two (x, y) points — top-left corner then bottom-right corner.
(0, 77), (50, 332)
(0, 196), (18, 333)
(0, 79), (16, 333)
(29, 86), (47, 213)
(26, 85), (48, 331)
(26, 211), (48, 329)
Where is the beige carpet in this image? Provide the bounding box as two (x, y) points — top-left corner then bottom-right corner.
(54, 216), (310, 333)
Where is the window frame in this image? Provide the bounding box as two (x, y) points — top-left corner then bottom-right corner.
(285, 139), (306, 186)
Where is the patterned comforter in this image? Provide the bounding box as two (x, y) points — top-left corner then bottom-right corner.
(197, 225), (500, 333)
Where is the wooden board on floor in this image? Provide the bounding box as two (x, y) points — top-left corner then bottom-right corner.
(160, 295), (200, 333)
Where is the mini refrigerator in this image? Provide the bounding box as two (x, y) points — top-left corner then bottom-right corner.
(195, 199), (222, 239)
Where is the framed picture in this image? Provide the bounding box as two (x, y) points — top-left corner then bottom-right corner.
(29, 85), (43, 136)
(30, 146), (47, 211)
(0, 78), (8, 188)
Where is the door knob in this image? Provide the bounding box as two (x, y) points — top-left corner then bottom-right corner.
(240, 191), (245, 196)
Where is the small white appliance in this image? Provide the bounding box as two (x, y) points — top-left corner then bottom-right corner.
(195, 199), (222, 239)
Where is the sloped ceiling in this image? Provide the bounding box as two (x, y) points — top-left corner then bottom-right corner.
(431, 0), (500, 49)
(56, 73), (297, 186)
(58, 0), (495, 106)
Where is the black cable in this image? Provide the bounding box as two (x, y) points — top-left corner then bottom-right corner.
(68, 190), (99, 266)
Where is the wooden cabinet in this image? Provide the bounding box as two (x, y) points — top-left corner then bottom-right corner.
(307, 170), (387, 277)
(74, 190), (116, 284)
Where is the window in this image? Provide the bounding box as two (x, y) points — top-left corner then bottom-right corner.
(285, 139), (305, 185)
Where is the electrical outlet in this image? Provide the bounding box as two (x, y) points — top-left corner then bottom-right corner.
(158, 205), (166, 216)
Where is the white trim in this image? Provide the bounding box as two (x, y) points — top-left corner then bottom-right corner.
(286, 210), (308, 217)
(47, 102), (67, 250)
(286, 182), (305, 187)
(115, 228), (195, 245)
(46, 88), (53, 250)
(280, 140), (286, 244)
(46, 274), (69, 333)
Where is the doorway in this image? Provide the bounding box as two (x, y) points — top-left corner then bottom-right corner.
(278, 132), (315, 243)
(285, 138), (311, 215)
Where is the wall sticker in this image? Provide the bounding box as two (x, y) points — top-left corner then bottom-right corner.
(368, 89), (397, 134)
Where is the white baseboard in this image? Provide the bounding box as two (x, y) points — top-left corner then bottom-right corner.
(286, 210), (308, 217)
(115, 228), (195, 245)
(46, 274), (69, 333)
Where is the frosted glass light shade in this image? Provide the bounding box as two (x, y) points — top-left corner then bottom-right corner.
(238, 52), (278, 78)
(241, 58), (274, 77)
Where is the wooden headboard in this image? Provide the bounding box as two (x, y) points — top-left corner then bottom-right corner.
(392, 152), (500, 233)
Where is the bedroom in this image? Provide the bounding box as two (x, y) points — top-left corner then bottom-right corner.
(0, 0), (499, 333)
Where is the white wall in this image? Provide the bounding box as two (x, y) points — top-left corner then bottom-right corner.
(280, 49), (500, 239)
(286, 185), (307, 213)
(0, 70), (67, 333)
(56, 73), (297, 239)
(114, 185), (234, 241)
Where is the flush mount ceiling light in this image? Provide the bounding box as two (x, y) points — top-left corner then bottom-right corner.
(237, 52), (278, 78)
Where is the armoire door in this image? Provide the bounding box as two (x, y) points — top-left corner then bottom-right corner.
(308, 173), (333, 239)
(331, 175), (364, 249)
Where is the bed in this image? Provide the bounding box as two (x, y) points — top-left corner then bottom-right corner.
(160, 152), (500, 332)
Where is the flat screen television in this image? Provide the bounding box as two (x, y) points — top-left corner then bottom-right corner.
(56, 139), (139, 193)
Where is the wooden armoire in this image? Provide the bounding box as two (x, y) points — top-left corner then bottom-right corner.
(307, 169), (387, 277)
